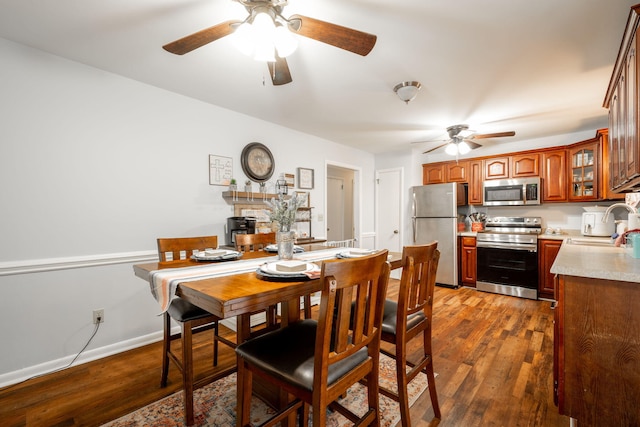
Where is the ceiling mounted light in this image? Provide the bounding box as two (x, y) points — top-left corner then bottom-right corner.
(231, 8), (298, 62)
(444, 137), (471, 156)
(394, 81), (422, 104)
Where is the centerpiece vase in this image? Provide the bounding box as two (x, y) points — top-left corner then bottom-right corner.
(277, 230), (295, 260)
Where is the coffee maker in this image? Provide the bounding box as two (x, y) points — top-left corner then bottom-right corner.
(225, 217), (256, 246)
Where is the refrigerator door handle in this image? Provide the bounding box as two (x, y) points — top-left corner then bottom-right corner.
(412, 217), (417, 243)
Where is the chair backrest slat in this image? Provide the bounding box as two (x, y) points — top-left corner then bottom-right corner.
(235, 232), (276, 252)
(157, 236), (218, 261)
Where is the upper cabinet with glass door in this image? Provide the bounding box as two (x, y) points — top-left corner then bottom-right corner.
(568, 140), (599, 201)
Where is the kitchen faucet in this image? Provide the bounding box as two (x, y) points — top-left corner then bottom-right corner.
(602, 203), (640, 234)
(602, 203), (637, 222)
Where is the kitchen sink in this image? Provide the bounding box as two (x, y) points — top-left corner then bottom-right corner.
(565, 237), (615, 247)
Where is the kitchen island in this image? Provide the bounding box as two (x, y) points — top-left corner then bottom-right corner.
(551, 241), (640, 426)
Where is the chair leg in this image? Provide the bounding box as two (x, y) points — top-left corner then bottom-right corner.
(299, 403), (309, 427)
(366, 368), (381, 427)
(182, 321), (195, 426)
(213, 321), (219, 367)
(303, 295), (311, 319)
(423, 330), (441, 419)
(425, 361), (441, 419)
(160, 312), (171, 388)
(237, 360), (253, 427)
(395, 343), (411, 427)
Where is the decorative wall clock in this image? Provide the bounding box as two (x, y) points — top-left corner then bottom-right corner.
(240, 142), (275, 182)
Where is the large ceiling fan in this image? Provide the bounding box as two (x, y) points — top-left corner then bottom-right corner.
(162, 0), (377, 86)
(422, 124), (516, 155)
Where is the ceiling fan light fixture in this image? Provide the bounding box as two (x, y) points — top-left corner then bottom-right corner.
(253, 42), (276, 62)
(273, 24), (298, 57)
(231, 10), (296, 61)
(231, 23), (255, 56)
(394, 81), (422, 104)
(445, 142), (459, 156)
(457, 141), (471, 154)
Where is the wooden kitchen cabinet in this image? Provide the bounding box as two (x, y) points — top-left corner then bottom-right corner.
(604, 5), (640, 192)
(484, 157), (510, 180)
(468, 160), (483, 205)
(459, 236), (476, 287)
(421, 130), (620, 201)
(542, 150), (568, 202)
(423, 163), (445, 184)
(555, 274), (640, 425)
(599, 128), (625, 200)
(511, 153), (540, 177)
(446, 161), (469, 182)
(568, 139), (599, 201)
(537, 239), (561, 299)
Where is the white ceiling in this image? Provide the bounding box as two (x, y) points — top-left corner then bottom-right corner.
(0, 0), (636, 154)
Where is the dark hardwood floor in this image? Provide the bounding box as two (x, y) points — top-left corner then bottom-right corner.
(0, 282), (569, 426)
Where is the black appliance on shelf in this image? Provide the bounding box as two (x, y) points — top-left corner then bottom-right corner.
(225, 216), (256, 246)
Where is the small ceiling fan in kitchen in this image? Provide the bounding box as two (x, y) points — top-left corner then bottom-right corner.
(162, 0), (377, 86)
(419, 124), (516, 155)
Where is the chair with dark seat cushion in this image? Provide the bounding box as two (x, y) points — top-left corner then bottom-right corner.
(379, 242), (441, 426)
(157, 235), (235, 426)
(235, 250), (391, 427)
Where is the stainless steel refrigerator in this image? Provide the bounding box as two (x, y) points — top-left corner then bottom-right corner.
(411, 183), (467, 288)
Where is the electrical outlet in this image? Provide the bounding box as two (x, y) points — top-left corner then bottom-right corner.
(93, 309), (104, 324)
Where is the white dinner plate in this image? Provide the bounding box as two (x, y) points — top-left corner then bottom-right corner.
(259, 261), (320, 276)
(337, 249), (377, 259)
(264, 244), (305, 253)
(192, 249), (241, 261)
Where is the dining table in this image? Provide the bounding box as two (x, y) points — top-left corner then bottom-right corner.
(133, 244), (402, 426)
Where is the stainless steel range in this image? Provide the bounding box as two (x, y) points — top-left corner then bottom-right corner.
(476, 216), (542, 300)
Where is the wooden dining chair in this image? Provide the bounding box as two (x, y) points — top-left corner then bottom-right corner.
(235, 232), (276, 252)
(379, 242), (441, 426)
(236, 232), (313, 320)
(156, 235), (236, 426)
(235, 250), (391, 427)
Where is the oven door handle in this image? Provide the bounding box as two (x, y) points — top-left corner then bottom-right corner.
(476, 241), (537, 251)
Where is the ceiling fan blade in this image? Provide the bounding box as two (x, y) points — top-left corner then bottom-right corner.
(462, 140), (483, 150)
(267, 56), (293, 86)
(162, 20), (241, 55)
(423, 142), (450, 154)
(289, 14), (377, 56)
(469, 131), (516, 140)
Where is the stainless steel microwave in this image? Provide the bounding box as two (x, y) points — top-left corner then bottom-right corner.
(483, 177), (540, 206)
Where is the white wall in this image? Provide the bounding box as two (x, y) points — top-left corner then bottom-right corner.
(0, 38), (376, 385)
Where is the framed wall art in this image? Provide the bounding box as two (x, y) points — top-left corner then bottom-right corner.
(295, 191), (310, 207)
(284, 173), (295, 187)
(209, 155), (233, 185)
(297, 167), (314, 189)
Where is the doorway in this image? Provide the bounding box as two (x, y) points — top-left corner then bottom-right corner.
(326, 164), (357, 242)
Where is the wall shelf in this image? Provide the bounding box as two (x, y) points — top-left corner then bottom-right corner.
(222, 191), (280, 203)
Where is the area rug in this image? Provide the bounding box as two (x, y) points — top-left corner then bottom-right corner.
(102, 353), (429, 427)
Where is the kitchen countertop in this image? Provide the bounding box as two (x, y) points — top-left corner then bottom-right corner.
(551, 241), (640, 283)
(459, 227), (640, 282)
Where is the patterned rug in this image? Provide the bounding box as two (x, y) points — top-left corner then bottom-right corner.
(102, 353), (429, 427)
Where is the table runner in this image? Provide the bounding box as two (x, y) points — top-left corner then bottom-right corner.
(148, 247), (347, 313)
